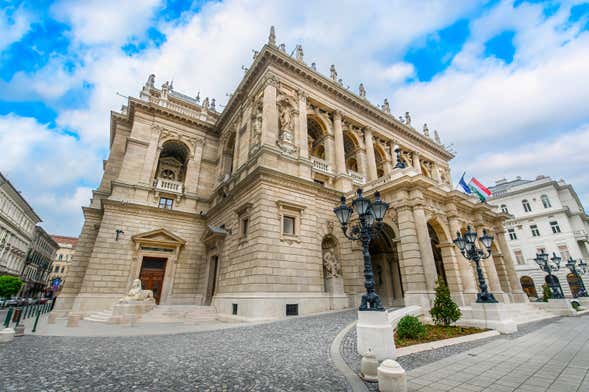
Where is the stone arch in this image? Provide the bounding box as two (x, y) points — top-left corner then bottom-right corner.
(545, 274), (564, 298)
(307, 116), (328, 160)
(156, 140), (190, 183)
(374, 144), (386, 178)
(427, 219), (448, 285)
(369, 223), (404, 307)
(520, 276), (537, 298)
(343, 131), (360, 172)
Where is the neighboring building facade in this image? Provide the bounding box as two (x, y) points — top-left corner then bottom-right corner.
(21, 226), (58, 297)
(49, 235), (78, 293)
(0, 172), (41, 279)
(59, 29), (526, 319)
(489, 175), (589, 298)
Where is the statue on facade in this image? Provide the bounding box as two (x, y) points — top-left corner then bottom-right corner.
(279, 43), (286, 52)
(295, 45), (304, 62)
(202, 97), (210, 111)
(434, 130), (441, 144)
(268, 26), (276, 46)
(311, 62), (317, 71)
(359, 83), (366, 98)
(250, 105), (263, 151)
(211, 98), (216, 112)
(145, 74), (155, 89)
(330, 64), (337, 81)
(382, 98), (390, 114)
(279, 106), (294, 133)
(277, 103), (297, 154)
(323, 250), (341, 279)
(195, 91), (200, 104)
(405, 111), (412, 126)
(423, 123), (430, 137)
(118, 279), (154, 304)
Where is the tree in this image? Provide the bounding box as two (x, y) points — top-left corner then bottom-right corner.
(430, 278), (462, 326)
(542, 284), (551, 302)
(0, 275), (23, 298)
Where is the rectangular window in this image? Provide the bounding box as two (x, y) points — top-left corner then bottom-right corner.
(558, 245), (570, 261)
(508, 228), (517, 240)
(283, 216), (295, 235)
(550, 221), (561, 234)
(232, 303), (238, 315)
(158, 197), (173, 209)
(514, 250), (525, 265)
(241, 217), (249, 238)
(530, 224), (540, 237)
(286, 304), (299, 316)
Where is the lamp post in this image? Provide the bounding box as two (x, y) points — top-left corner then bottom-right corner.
(534, 251), (564, 299)
(565, 257), (587, 297)
(452, 225), (498, 303)
(333, 188), (389, 311)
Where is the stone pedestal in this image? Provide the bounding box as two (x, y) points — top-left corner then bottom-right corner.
(66, 313), (82, 327)
(378, 359), (407, 392)
(0, 328), (15, 343)
(111, 300), (155, 324)
(357, 310), (395, 361)
(459, 303), (517, 334)
(14, 324), (25, 337)
(325, 277), (344, 295)
(545, 299), (576, 316)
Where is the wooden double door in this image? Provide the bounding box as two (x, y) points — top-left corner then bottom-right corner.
(139, 257), (167, 304)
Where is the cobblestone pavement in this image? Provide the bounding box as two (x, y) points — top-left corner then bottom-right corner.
(0, 310), (356, 392)
(342, 315), (589, 392)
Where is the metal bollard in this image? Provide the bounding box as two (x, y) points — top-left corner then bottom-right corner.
(32, 310), (41, 333)
(3, 307), (14, 328)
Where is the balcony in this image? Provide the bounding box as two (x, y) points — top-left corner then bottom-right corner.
(154, 178), (184, 194)
(347, 170), (366, 185)
(311, 157), (332, 174)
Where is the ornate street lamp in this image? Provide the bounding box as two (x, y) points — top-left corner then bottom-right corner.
(535, 251), (564, 299)
(453, 226), (498, 303)
(334, 188), (389, 311)
(565, 257), (587, 297)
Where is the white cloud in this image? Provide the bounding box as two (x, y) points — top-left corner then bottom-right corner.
(50, 0), (161, 45)
(0, 5), (32, 52)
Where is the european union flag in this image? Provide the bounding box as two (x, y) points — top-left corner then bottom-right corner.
(458, 173), (471, 194)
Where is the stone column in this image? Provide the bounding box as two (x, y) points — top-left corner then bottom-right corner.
(412, 203), (437, 293)
(357, 149), (368, 178)
(448, 216), (478, 303)
(382, 144), (393, 175)
(333, 111), (346, 175)
(439, 241), (466, 306)
(232, 128), (240, 173)
(297, 91), (308, 159)
(261, 76), (279, 146)
(476, 226), (506, 302)
(325, 135), (336, 170)
(184, 138), (205, 194)
(364, 129), (378, 181)
(413, 152), (422, 173)
(140, 126), (161, 186)
(495, 227), (528, 303)
(381, 257), (395, 307)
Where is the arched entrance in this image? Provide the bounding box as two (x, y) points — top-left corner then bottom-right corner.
(520, 276), (537, 298)
(567, 273), (583, 298)
(545, 274), (564, 298)
(369, 224), (403, 307)
(427, 223), (447, 284)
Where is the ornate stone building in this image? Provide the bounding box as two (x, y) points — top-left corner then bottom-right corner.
(59, 29), (526, 319)
(49, 235), (78, 293)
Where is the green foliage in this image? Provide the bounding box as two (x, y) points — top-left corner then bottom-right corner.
(0, 275), (23, 298)
(542, 284), (551, 302)
(430, 278), (462, 326)
(396, 315), (426, 340)
(571, 301), (580, 311)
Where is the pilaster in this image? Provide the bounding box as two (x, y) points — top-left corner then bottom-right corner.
(364, 129), (378, 181)
(261, 76), (279, 146)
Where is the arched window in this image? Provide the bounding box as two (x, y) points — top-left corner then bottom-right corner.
(541, 194), (551, 208)
(156, 140), (189, 184)
(307, 118), (326, 160)
(522, 199), (532, 213)
(520, 276), (537, 298)
(343, 133), (359, 173)
(500, 204), (508, 214)
(374, 146), (385, 178)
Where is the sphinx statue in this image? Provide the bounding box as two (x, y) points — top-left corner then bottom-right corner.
(119, 279), (154, 304)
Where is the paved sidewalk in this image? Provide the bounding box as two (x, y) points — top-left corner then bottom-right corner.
(407, 315), (589, 392)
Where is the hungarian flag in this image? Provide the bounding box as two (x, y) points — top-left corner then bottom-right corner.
(468, 177), (492, 202)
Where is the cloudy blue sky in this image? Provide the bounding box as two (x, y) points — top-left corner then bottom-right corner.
(1, 0), (588, 236)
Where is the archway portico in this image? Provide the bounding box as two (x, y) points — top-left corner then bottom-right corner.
(369, 223), (404, 307)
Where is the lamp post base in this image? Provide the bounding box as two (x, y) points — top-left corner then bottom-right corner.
(476, 292), (498, 304)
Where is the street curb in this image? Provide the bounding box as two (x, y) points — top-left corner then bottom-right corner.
(330, 320), (369, 392)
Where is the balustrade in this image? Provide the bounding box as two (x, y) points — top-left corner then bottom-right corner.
(312, 157), (332, 174)
(154, 178), (184, 194)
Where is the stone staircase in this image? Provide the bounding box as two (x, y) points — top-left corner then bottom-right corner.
(508, 302), (557, 324)
(84, 305), (218, 325)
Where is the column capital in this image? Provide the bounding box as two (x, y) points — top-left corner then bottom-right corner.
(296, 89), (307, 100)
(333, 109), (343, 120)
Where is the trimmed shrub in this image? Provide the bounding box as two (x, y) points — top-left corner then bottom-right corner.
(430, 278), (462, 326)
(0, 275), (23, 298)
(396, 315), (426, 340)
(542, 284), (551, 302)
(571, 301), (580, 311)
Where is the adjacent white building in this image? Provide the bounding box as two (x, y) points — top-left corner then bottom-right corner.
(0, 172), (41, 278)
(488, 175), (589, 298)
